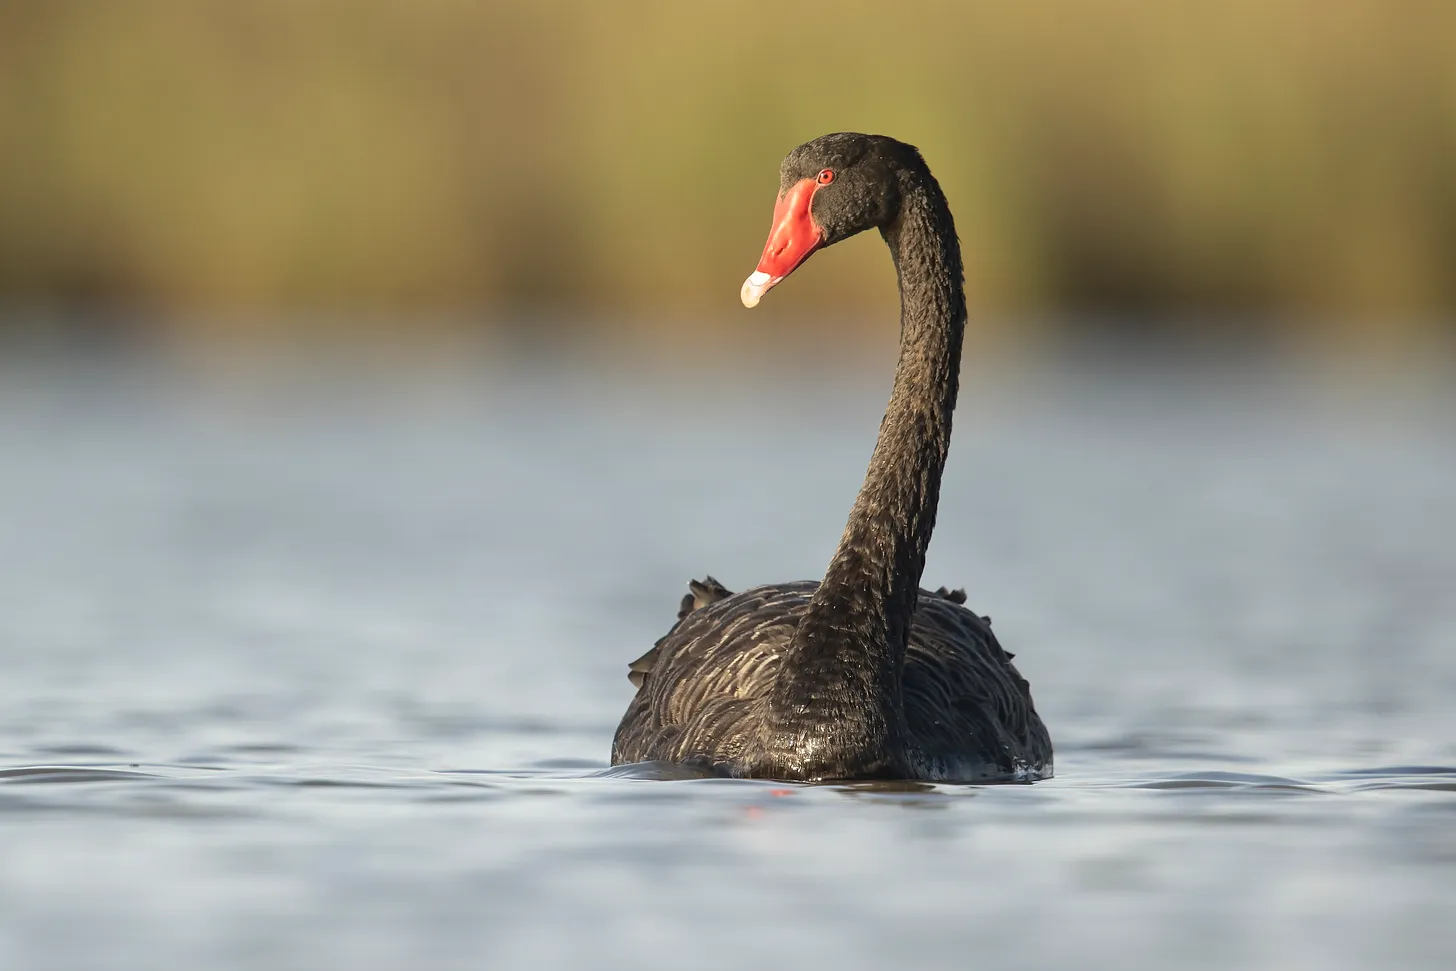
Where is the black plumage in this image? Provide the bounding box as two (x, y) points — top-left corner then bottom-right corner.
(611, 134), (1052, 782)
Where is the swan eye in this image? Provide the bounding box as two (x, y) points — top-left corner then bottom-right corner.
(816, 168), (835, 185)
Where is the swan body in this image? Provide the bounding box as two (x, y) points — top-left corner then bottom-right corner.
(614, 580), (1050, 781)
(611, 133), (1053, 782)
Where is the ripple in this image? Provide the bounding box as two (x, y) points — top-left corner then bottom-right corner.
(595, 760), (720, 781)
(0, 765), (160, 785)
(1325, 765), (1456, 779)
(1118, 771), (1328, 793)
(27, 744), (134, 758)
(527, 757), (611, 770)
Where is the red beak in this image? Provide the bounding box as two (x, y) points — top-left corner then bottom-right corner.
(741, 178), (825, 308)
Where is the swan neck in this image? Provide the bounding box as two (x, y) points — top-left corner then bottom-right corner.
(819, 169), (966, 649)
(765, 165), (965, 771)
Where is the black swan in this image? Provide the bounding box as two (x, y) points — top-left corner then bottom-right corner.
(611, 133), (1052, 782)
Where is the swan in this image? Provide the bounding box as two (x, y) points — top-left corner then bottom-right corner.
(611, 133), (1052, 782)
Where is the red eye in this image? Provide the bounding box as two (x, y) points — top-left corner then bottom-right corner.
(817, 168), (835, 185)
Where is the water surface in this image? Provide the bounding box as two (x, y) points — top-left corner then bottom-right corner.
(2, 349), (1454, 970)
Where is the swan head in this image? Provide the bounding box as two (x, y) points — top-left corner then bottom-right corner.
(741, 133), (918, 308)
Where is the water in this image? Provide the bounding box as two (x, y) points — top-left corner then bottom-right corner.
(2, 347), (1455, 970)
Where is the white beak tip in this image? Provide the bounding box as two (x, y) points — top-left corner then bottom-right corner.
(740, 271), (773, 309)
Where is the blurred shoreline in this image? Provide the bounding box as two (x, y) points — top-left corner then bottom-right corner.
(3, 1), (1453, 341)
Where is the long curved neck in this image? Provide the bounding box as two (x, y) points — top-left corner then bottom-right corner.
(763, 165), (965, 773)
(820, 171), (965, 647)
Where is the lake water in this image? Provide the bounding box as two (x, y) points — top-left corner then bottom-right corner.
(2, 346), (1454, 970)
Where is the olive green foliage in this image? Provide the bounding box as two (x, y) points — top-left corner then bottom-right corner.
(1, 1), (1453, 340)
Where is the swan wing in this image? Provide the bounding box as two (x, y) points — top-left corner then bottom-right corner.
(625, 576), (735, 688)
(903, 596), (1053, 780)
(612, 582), (814, 766)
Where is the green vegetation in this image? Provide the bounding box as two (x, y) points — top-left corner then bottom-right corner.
(2, 1), (1453, 341)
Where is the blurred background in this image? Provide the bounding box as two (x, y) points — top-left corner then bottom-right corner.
(3, 5), (1456, 971)
(2, 0), (1454, 345)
